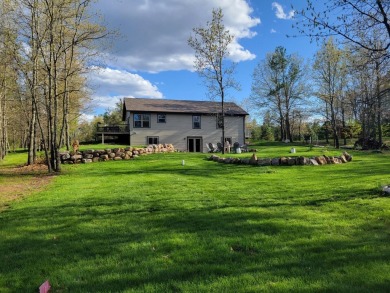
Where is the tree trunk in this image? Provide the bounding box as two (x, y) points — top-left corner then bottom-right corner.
(285, 113), (293, 142)
(330, 103), (339, 148)
(0, 93), (4, 160)
(375, 62), (382, 146)
(341, 105), (347, 146)
(27, 101), (36, 165)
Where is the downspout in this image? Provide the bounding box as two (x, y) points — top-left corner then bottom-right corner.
(243, 115), (246, 145)
(128, 112), (131, 146)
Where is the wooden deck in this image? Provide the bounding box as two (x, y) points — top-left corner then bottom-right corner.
(96, 124), (129, 134)
(95, 124), (130, 144)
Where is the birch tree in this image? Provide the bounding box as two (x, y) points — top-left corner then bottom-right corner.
(0, 0), (19, 160)
(15, 0), (106, 172)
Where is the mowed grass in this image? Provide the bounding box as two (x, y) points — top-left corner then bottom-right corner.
(0, 143), (389, 292)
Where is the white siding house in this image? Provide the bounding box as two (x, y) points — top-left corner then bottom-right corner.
(120, 98), (248, 152)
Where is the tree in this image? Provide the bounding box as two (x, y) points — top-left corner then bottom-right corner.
(313, 38), (349, 148)
(15, 0), (106, 172)
(346, 48), (389, 145)
(102, 101), (123, 126)
(251, 46), (308, 142)
(77, 115), (103, 143)
(294, 0), (390, 59)
(188, 8), (240, 154)
(0, 0), (19, 160)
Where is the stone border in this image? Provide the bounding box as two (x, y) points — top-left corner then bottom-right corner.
(208, 151), (353, 166)
(60, 144), (175, 164)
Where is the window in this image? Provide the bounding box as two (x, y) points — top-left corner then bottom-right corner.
(147, 136), (159, 145)
(193, 115), (201, 129)
(157, 114), (166, 123)
(134, 113), (150, 128)
(216, 114), (224, 128)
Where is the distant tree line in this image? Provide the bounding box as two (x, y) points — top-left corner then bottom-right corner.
(77, 101), (123, 143)
(250, 0), (389, 148)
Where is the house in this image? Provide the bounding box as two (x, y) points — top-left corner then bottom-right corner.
(97, 97), (248, 152)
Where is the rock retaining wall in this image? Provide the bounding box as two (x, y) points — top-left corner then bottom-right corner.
(60, 144), (175, 164)
(208, 151), (353, 166)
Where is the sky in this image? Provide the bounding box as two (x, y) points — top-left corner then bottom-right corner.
(84, 0), (320, 121)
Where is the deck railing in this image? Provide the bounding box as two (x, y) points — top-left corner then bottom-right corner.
(96, 124), (129, 133)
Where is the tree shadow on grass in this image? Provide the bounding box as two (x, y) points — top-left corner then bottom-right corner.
(0, 194), (389, 292)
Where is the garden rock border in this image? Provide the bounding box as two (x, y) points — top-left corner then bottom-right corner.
(60, 144), (175, 164)
(208, 151), (353, 166)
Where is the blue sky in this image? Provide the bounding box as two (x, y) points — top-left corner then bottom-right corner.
(84, 0), (320, 120)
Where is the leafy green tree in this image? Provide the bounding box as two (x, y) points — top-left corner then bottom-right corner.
(188, 8), (240, 154)
(15, 0), (107, 172)
(251, 46), (308, 142)
(260, 125), (275, 141)
(77, 115), (103, 143)
(103, 101), (123, 126)
(313, 38), (349, 148)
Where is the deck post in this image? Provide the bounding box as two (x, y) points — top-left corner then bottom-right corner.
(102, 133), (105, 145)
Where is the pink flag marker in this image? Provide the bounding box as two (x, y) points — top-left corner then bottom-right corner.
(39, 280), (51, 293)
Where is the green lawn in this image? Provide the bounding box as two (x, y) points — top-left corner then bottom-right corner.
(0, 143), (389, 292)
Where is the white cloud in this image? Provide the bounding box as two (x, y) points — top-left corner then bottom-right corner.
(79, 113), (96, 122)
(87, 67), (163, 110)
(227, 43), (256, 62)
(92, 0), (260, 72)
(270, 28), (277, 34)
(272, 2), (295, 20)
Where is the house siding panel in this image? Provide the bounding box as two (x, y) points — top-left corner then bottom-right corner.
(128, 112), (245, 152)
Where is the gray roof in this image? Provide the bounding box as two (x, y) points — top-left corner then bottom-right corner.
(123, 98), (248, 116)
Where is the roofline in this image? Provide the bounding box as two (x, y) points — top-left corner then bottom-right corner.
(122, 97), (249, 116)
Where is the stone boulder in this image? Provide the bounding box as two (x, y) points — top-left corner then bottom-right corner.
(249, 153), (258, 165)
(71, 154), (83, 161)
(333, 157), (342, 164)
(339, 155), (348, 163)
(224, 158), (233, 164)
(297, 156), (309, 165)
(382, 185), (390, 196)
(288, 157), (296, 166)
(343, 151), (353, 162)
(315, 156), (327, 165)
(232, 158), (241, 164)
(241, 159), (250, 165)
(61, 153), (70, 161)
(83, 154), (94, 159)
(100, 154), (109, 160)
(324, 155), (332, 164)
(258, 158), (271, 166)
(280, 157), (288, 165)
